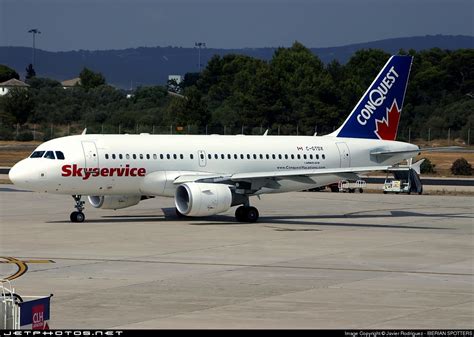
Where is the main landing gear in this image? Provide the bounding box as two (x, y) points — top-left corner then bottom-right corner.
(235, 205), (259, 223)
(70, 195), (85, 223)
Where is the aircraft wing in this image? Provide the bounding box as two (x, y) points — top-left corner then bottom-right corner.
(173, 165), (391, 185)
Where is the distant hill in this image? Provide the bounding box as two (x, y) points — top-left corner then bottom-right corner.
(0, 35), (472, 89)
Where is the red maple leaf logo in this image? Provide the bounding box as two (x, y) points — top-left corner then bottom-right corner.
(374, 100), (401, 140)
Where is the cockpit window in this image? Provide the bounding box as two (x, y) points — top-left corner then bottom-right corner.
(55, 151), (65, 160)
(44, 151), (56, 159)
(30, 151), (45, 158)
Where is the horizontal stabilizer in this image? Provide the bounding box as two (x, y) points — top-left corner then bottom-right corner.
(370, 149), (420, 156)
(411, 159), (425, 175)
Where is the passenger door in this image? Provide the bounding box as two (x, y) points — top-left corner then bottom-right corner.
(336, 142), (351, 168)
(82, 141), (99, 169)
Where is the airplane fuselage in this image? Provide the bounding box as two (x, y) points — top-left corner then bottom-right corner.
(10, 134), (418, 196)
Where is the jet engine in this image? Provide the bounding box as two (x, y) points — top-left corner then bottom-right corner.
(175, 183), (232, 217)
(88, 195), (141, 210)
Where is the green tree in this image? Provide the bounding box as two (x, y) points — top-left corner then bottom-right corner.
(3, 88), (34, 124)
(25, 64), (36, 80)
(79, 67), (106, 90)
(181, 72), (201, 89)
(451, 158), (473, 176)
(270, 41), (326, 129)
(0, 65), (19, 82)
(26, 77), (61, 89)
(420, 158), (436, 174)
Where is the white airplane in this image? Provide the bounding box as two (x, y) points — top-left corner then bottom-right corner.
(9, 55), (421, 223)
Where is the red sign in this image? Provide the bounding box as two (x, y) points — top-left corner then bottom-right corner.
(61, 164), (146, 180)
(32, 304), (45, 330)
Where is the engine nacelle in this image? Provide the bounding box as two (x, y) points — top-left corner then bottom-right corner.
(88, 195), (141, 210)
(175, 183), (232, 217)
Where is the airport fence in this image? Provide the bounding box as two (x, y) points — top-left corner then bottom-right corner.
(0, 123), (471, 146)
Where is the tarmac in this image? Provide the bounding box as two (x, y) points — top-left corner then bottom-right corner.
(0, 185), (473, 329)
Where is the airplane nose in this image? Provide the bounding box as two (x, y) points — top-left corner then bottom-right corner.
(9, 160), (30, 186)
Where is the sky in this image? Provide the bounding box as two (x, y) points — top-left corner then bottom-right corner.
(0, 0), (472, 51)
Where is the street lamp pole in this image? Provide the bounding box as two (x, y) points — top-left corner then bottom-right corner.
(28, 29), (41, 68)
(194, 42), (206, 72)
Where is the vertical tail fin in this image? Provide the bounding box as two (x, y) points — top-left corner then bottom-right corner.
(334, 55), (413, 140)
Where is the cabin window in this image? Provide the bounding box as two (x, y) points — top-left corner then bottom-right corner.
(126, 154), (130, 159)
(221, 154), (225, 159)
(310, 154), (313, 160)
(322, 154), (326, 159)
(180, 154), (184, 159)
(190, 154), (194, 160)
(253, 154), (257, 159)
(31, 151), (45, 158)
(146, 154), (150, 160)
(284, 154), (288, 159)
(266, 154), (270, 159)
(214, 154), (218, 159)
(105, 154), (109, 160)
(278, 154), (282, 159)
(316, 154), (319, 160)
(112, 154), (116, 159)
(290, 154), (294, 159)
(260, 154), (263, 159)
(303, 154), (306, 160)
(208, 154), (212, 159)
(173, 154), (177, 160)
(119, 154), (123, 160)
(234, 154), (238, 159)
(272, 154), (276, 159)
(247, 154), (251, 160)
(200, 154), (204, 160)
(240, 154), (244, 159)
(227, 154), (231, 159)
(297, 154), (301, 160)
(160, 154), (164, 160)
(153, 154), (157, 160)
(55, 151), (65, 160)
(139, 154), (144, 160)
(167, 154), (171, 160)
(44, 151), (55, 160)
(133, 154), (137, 159)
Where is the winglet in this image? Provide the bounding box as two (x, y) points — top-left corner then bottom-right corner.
(81, 128), (87, 135)
(263, 129), (269, 136)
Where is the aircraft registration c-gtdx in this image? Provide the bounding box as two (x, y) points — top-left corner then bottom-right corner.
(10, 55), (423, 223)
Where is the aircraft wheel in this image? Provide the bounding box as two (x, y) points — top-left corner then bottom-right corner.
(70, 211), (85, 223)
(244, 207), (259, 223)
(235, 206), (246, 222)
(359, 188), (363, 193)
(235, 206), (259, 223)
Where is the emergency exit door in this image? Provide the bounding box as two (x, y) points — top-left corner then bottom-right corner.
(197, 150), (207, 167)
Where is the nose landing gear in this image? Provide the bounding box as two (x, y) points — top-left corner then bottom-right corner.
(70, 195), (85, 222)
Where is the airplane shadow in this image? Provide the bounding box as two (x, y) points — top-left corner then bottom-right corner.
(45, 207), (462, 230)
